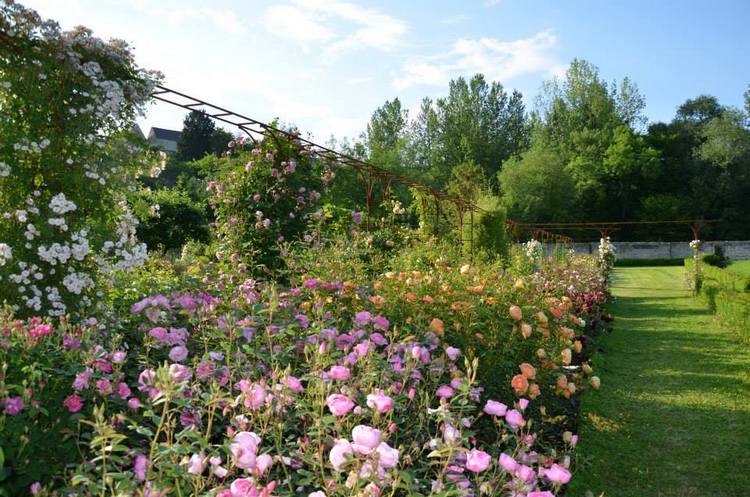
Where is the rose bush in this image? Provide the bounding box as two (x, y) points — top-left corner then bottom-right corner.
(0, 241), (607, 496)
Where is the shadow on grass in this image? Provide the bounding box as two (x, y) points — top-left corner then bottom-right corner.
(572, 278), (750, 497)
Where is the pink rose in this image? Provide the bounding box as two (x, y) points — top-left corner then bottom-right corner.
(465, 449), (491, 473)
(283, 376), (304, 393)
(505, 409), (526, 429)
(352, 425), (381, 454)
(326, 394), (355, 416)
(445, 346), (460, 361)
(63, 394), (83, 413)
(230, 477), (256, 497)
(254, 453), (273, 476)
(499, 453), (519, 473)
(436, 385), (454, 398)
(483, 400), (507, 416)
(187, 453), (206, 475)
(230, 431), (261, 469)
(543, 463), (572, 484)
(376, 441), (399, 468)
(329, 439), (353, 472)
(327, 365), (351, 381)
(366, 391), (393, 413)
(169, 345), (188, 362)
(527, 493), (555, 497)
(519, 398), (529, 410)
(515, 464), (535, 482)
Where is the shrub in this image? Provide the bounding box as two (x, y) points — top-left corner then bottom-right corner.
(209, 133), (334, 274)
(0, 253), (605, 495)
(132, 188), (210, 251)
(615, 258), (685, 267)
(0, 2), (160, 317)
(461, 195), (509, 261)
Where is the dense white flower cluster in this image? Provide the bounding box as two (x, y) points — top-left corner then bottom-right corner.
(523, 239), (544, 271)
(689, 239), (701, 251)
(597, 237), (616, 284)
(0, 1), (159, 317)
(49, 193), (77, 214)
(63, 270), (94, 295)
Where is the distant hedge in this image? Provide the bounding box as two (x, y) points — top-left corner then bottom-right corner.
(686, 258), (750, 343)
(615, 258), (685, 267)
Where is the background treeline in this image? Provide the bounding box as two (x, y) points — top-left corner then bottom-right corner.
(136, 58), (750, 249)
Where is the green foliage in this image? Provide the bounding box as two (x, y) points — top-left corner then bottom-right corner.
(462, 195), (509, 260)
(499, 146), (574, 221)
(687, 258), (750, 342)
(131, 188), (210, 251)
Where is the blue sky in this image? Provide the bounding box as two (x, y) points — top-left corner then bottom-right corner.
(22, 0), (750, 141)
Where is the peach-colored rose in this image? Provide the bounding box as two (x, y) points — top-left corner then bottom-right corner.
(590, 376), (601, 389)
(528, 383), (541, 399)
(509, 305), (523, 322)
(511, 374), (529, 395)
(536, 311), (548, 325)
(573, 340), (583, 353)
(561, 348), (572, 365)
(521, 322), (532, 338)
(430, 318), (444, 335)
(519, 363), (537, 380)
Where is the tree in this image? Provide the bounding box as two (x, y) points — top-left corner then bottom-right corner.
(499, 147), (574, 222)
(177, 110), (216, 161)
(434, 75), (527, 185)
(367, 98), (408, 153)
(210, 128), (234, 156)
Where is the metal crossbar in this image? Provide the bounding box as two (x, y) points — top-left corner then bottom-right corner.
(149, 85), (572, 246)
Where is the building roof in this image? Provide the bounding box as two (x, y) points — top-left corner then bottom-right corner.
(149, 127), (182, 141)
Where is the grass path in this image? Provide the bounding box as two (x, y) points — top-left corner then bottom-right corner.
(570, 267), (750, 497)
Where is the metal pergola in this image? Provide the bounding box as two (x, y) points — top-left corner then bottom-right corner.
(150, 85), (574, 252)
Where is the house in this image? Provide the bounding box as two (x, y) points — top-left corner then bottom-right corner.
(147, 127), (182, 154)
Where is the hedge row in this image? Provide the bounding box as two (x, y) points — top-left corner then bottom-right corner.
(686, 258), (750, 343)
(614, 258), (685, 267)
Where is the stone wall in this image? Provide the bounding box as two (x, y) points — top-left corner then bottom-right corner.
(547, 241), (750, 260)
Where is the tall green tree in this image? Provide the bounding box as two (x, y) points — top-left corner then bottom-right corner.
(177, 110), (216, 161)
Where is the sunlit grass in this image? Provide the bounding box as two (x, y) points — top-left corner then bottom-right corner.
(570, 267), (750, 497)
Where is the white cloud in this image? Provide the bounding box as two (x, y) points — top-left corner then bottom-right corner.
(393, 30), (565, 90)
(166, 7), (246, 34)
(262, 0), (408, 57)
(440, 14), (471, 25)
(345, 76), (373, 85)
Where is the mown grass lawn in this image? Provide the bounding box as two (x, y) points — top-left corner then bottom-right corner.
(726, 259), (750, 277)
(570, 267), (750, 497)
